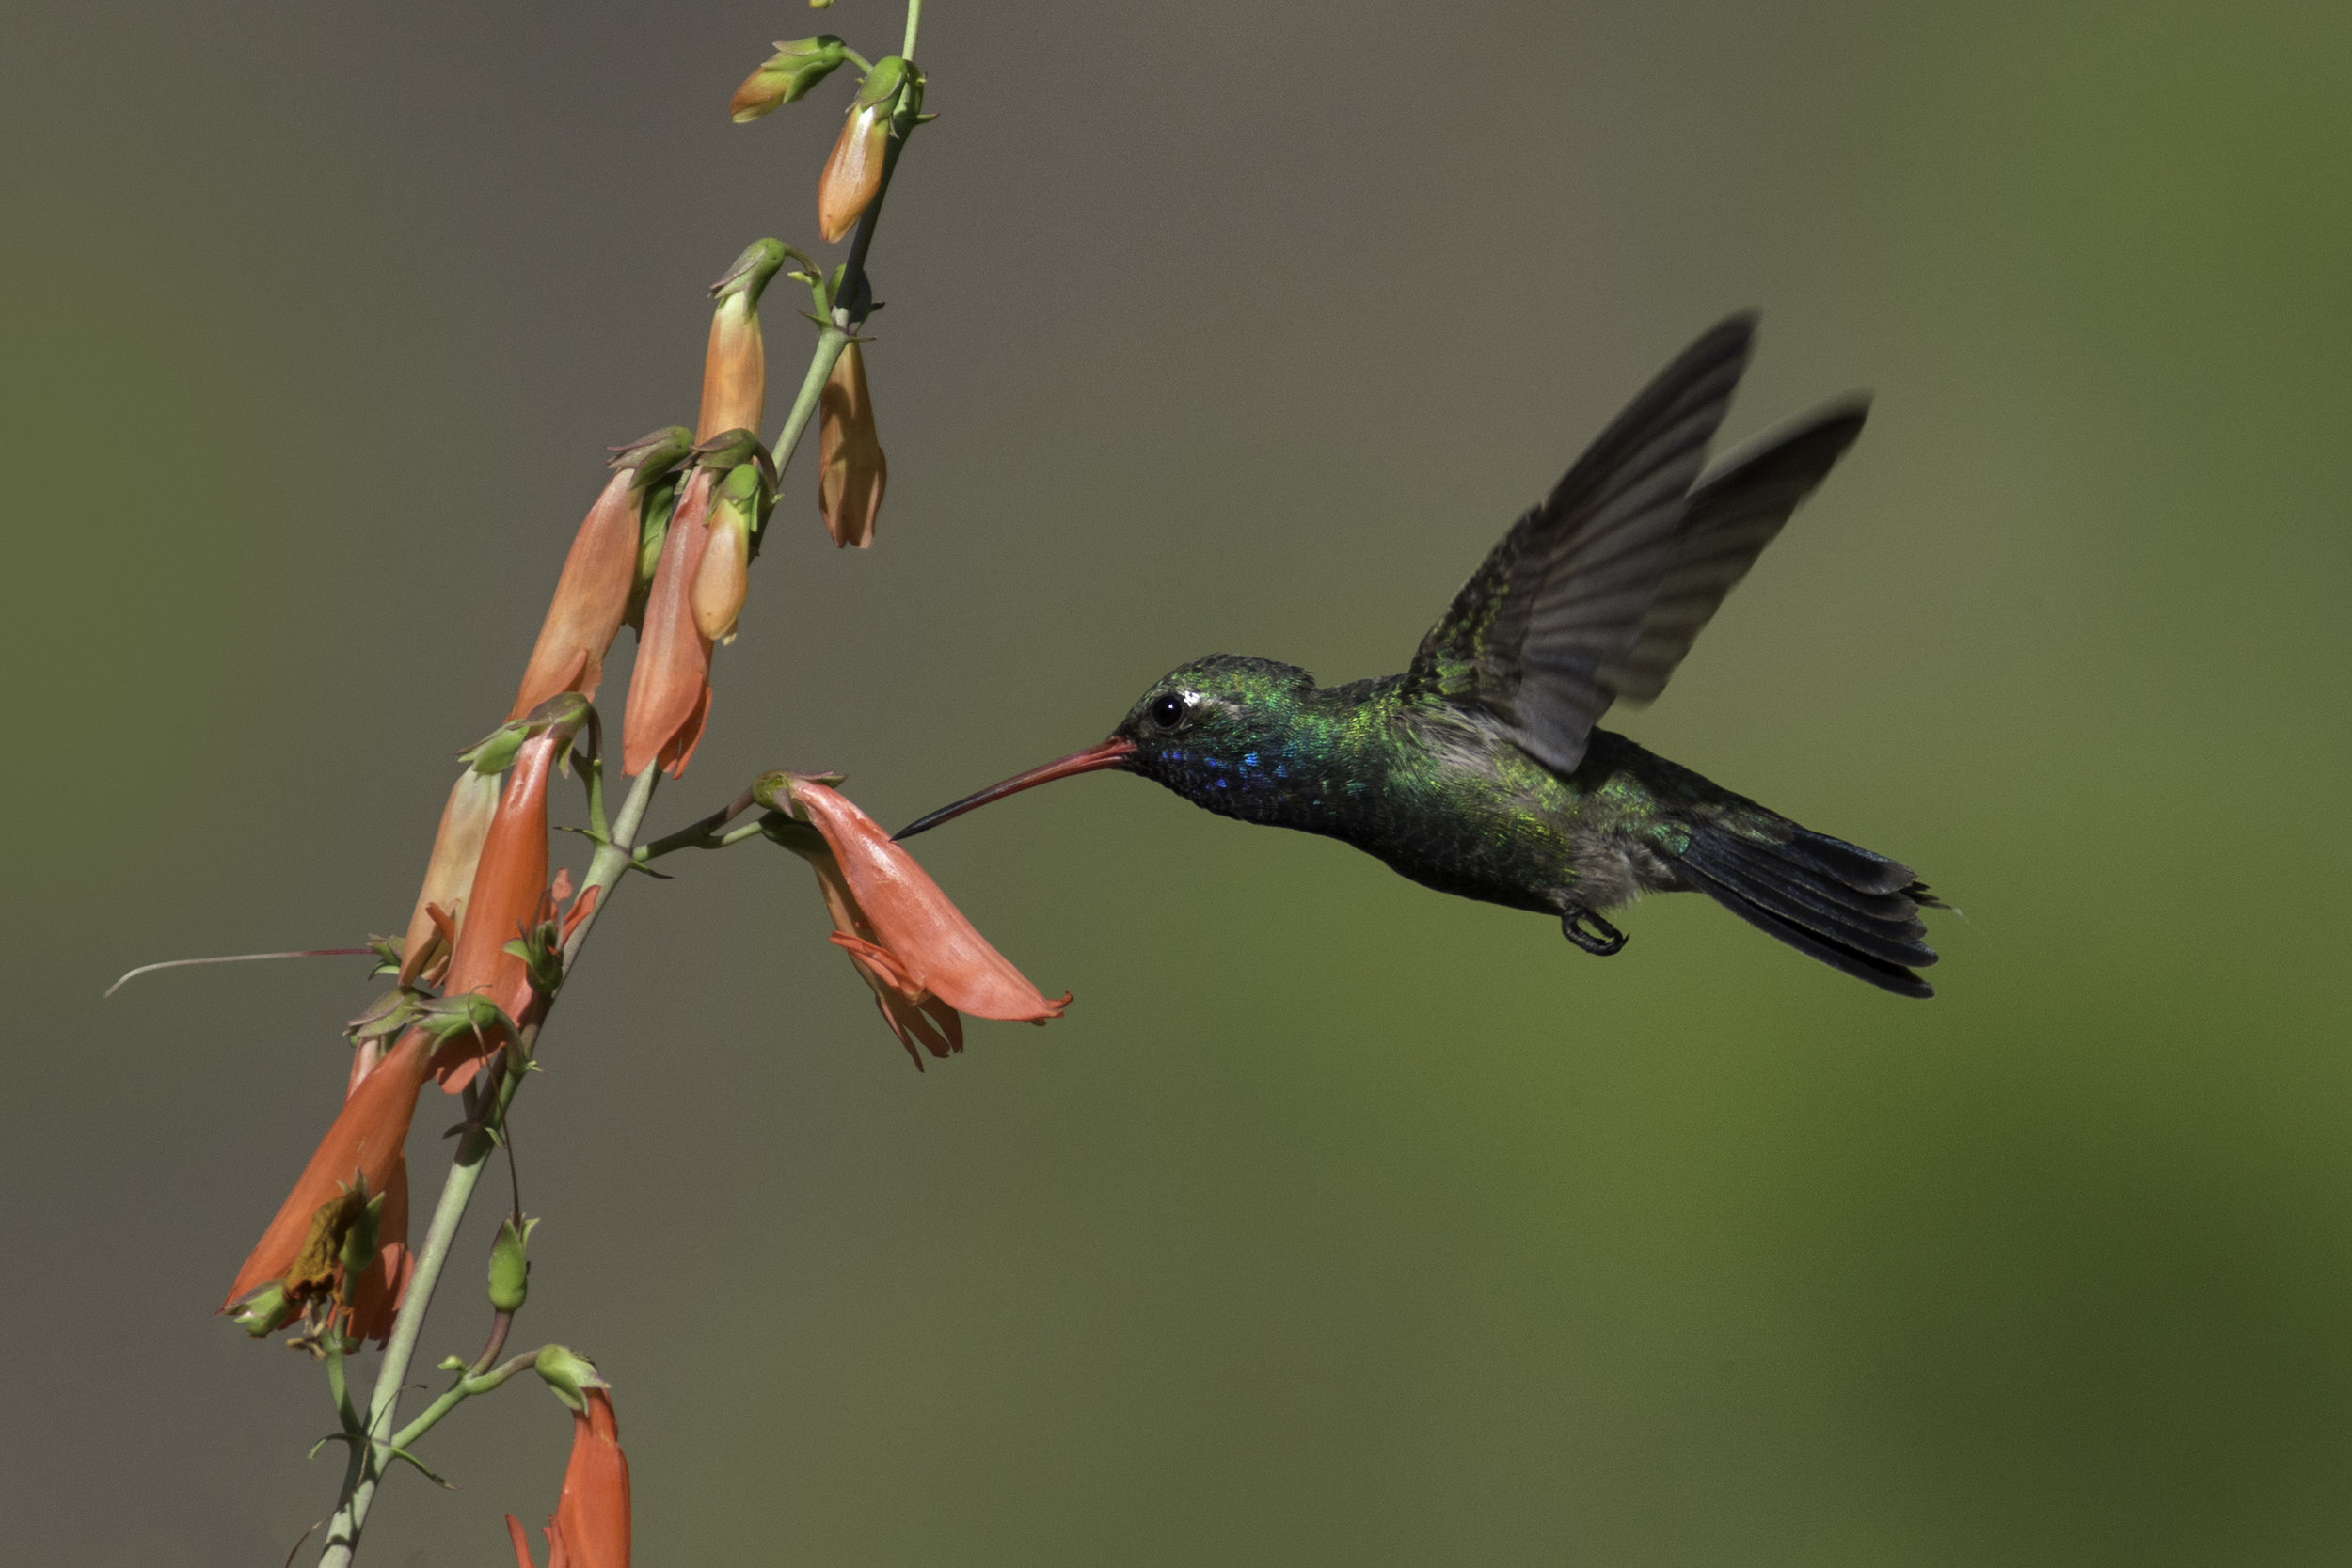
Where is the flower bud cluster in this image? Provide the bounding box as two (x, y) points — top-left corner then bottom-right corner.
(216, 23), (957, 1564)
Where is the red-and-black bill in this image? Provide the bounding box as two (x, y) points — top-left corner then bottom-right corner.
(893, 736), (1139, 842)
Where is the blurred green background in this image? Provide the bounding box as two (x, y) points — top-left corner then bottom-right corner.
(6, 2), (2350, 1562)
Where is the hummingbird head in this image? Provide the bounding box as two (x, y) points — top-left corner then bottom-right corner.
(1106, 654), (1316, 796)
(892, 654), (1315, 841)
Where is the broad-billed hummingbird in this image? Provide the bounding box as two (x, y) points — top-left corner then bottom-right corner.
(898, 315), (1943, 996)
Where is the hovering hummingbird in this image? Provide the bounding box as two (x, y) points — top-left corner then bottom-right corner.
(898, 315), (1943, 996)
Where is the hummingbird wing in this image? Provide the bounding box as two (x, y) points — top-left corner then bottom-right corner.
(1404, 314), (1755, 775)
(1601, 398), (1869, 704)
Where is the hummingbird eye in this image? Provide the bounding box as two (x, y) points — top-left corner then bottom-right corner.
(1148, 693), (1186, 730)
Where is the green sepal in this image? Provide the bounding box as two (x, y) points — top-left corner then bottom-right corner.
(710, 238), (791, 309)
(415, 992), (518, 1055)
(516, 690), (592, 742)
(691, 426), (766, 474)
(336, 1191), (388, 1286)
(854, 55), (910, 110)
(751, 768), (848, 820)
(465, 694), (592, 778)
(346, 987), (425, 1049)
(706, 451), (772, 553)
(731, 35), (850, 121)
(628, 471), (682, 629)
(533, 1344), (608, 1414)
(608, 425), (693, 489)
(230, 1284), (294, 1338)
(501, 915), (565, 999)
(461, 721), (530, 777)
(714, 456), (765, 525)
(893, 64), (927, 131)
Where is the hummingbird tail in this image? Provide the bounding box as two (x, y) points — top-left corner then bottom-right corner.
(1675, 822), (1939, 998)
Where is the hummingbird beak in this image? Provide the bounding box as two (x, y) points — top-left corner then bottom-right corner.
(893, 736), (1140, 841)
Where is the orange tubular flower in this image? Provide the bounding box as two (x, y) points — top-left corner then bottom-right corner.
(763, 774), (1069, 1067)
(696, 240), (787, 442)
(818, 340), (886, 548)
(222, 1026), (432, 1340)
(509, 429), (693, 721)
(619, 464), (717, 778)
(506, 1387), (631, 1568)
(622, 432), (762, 779)
(398, 766), (502, 987)
(431, 725), (563, 1090)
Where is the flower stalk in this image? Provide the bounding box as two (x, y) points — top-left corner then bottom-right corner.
(311, 759), (660, 1568)
(295, 5), (932, 1560)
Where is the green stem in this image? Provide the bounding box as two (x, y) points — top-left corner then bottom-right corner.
(769, 2), (922, 476)
(326, 1341), (360, 1435)
(309, 2), (930, 1547)
(631, 785), (759, 863)
(387, 1350), (541, 1454)
(315, 764), (662, 1568)
(564, 763), (663, 970)
(580, 708), (610, 844)
(314, 1103), (499, 1564)
(771, 325), (852, 483)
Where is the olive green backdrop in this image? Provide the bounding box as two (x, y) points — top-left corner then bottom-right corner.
(6, 2), (2349, 1563)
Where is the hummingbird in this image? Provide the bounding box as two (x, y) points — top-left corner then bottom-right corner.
(898, 315), (1943, 996)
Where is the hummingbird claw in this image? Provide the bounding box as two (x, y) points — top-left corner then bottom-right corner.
(1560, 906), (1629, 957)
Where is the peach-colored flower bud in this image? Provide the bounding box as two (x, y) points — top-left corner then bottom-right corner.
(818, 341), (887, 548)
(398, 767), (503, 987)
(817, 57), (914, 243)
(509, 429), (692, 721)
(696, 241), (787, 442)
(728, 35), (849, 122)
(689, 464), (760, 644)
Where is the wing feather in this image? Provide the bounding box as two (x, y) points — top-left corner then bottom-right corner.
(1405, 315), (1756, 773)
(1601, 400), (1868, 703)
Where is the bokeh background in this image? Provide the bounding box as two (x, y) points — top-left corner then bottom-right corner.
(5, 2), (2350, 1562)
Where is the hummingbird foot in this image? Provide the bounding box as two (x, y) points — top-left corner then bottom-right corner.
(1560, 906), (1629, 957)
